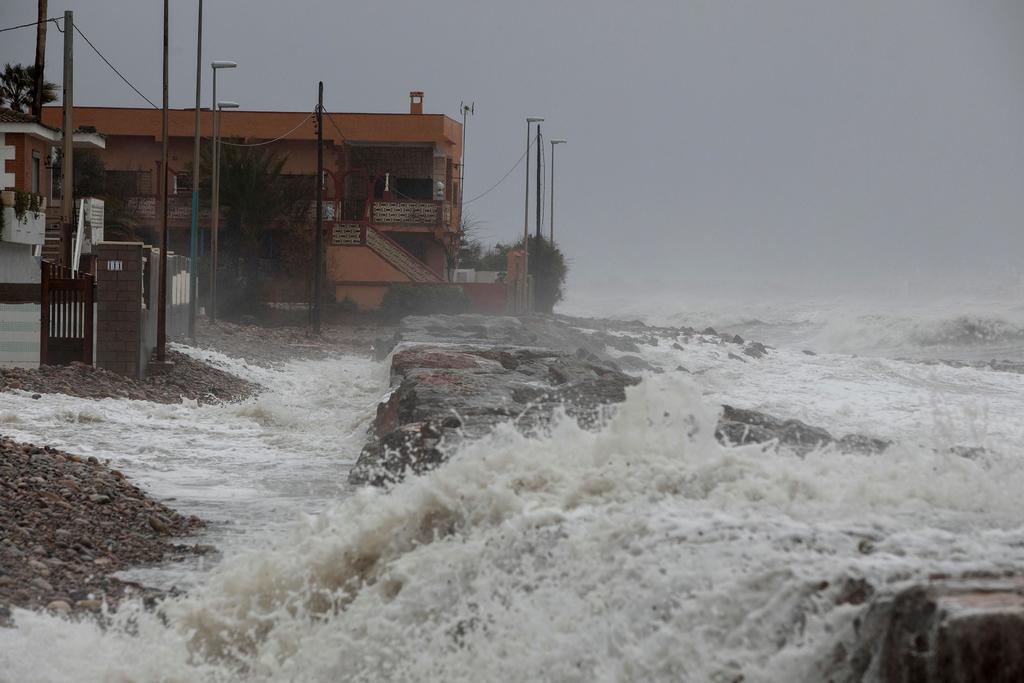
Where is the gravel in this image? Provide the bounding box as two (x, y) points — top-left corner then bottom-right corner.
(0, 350), (260, 405)
(0, 436), (206, 624)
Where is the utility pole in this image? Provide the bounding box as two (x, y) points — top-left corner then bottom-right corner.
(459, 101), (473, 224)
(156, 0), (169, 362)
(188, 0), (203, 339)
(313, 81), (324, 334)
(535, 124), (542, 241)
(60, 10), (73, 267)
(534, 124), (543, 311)
(522, 117), (543, 314)
(31, 1), (47, 118)
(208, 61), (237, 324)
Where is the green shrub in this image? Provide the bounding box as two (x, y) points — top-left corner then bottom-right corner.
(380, 284), (470, 322)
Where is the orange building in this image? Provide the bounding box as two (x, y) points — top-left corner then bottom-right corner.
(41, 92), (463, 309)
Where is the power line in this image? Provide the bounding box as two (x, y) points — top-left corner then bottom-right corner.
(73, 23), (158, 109)
(322, 110), (348, 141)
(216, 109), (315, 147)
(0, 17), (60, 33)
(463, 135), (537, 205)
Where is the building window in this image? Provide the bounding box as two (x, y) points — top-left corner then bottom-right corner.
(31, 151), (41, 194)
(105, 170), (153, 195)
(173, 172), (192, 195)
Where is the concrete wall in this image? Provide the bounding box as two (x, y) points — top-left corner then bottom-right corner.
(94, 242), (191, 379)
(0, 303), (40, 369)
(0, 243), (40, 283)
(327, 244), (409, 284)
(95, 242), (144, 378)
(333, 281), (508, 314)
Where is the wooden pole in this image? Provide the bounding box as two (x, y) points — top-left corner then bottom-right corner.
(60, 10), (73, 267)
(313, 81), (324, 334)
(156, 0), (169, 361)
(32, 1), (47, 119)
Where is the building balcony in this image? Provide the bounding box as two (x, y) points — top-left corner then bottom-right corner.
(100, 195), (220, 227)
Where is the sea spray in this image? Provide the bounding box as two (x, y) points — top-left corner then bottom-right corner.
(4, 374), (1024, 681)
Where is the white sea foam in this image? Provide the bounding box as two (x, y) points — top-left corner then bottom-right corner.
(3, 374), (1024, 682)
(562, 289), (1024, 361)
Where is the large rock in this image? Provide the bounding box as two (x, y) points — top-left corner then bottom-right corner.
(717, 405), (891, 455)
(349, 341), (639, 485)
(351, 314), (889, 485)
(819, 577), (1024, 682)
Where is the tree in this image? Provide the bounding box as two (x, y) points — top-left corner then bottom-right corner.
(458, 236), (568, 313)
(446, 211), (485, 277)
(0, 63), (57, 113)
(195, 142), (310, 316)
(529, 236), (568, 314)
(62, 150), (145, 241)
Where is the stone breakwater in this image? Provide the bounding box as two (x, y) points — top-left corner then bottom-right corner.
(350, 314), (888, 485)
(352, 314), (1024, 682)
(0, 436), (205, 625)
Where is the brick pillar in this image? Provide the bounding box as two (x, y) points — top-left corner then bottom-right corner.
(94, 242), (144, 378)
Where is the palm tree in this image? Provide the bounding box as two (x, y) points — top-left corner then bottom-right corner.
(0, 63), (58, 113)
(195, 142), (311, 315)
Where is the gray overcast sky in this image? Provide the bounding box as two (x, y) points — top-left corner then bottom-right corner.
(3, 1), (1023, 297)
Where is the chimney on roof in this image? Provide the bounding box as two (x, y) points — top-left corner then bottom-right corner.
(409, 91), (424, 115)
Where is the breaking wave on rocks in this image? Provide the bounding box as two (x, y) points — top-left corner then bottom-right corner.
(4, 375), (1024, 682)
(563, 290), (1024, 361)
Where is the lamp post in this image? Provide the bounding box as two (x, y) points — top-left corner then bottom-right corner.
(549, 139), (566, 245)
(187, 0), (203, 339)
(210, 97), (238, 323)
(208, 59), (236, 323)
(522, 116), (543, 313)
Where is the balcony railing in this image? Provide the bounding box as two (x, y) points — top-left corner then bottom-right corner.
(372, 200), (440, 226)
(112, 195), (219, 224)
(111, 195), (450, 230)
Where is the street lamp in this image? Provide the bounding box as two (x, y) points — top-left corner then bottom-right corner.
(209, 95), (238, 323)
(523, 116), (543, 314)
(207, 59), (236, 323)
(549, 139), (566, 245)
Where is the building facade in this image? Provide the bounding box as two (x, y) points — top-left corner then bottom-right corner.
(1, 109), (104, 367)
(41, 92), (464, 310)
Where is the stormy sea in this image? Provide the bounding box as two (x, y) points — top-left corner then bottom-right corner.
(2, 292), (1024, 682)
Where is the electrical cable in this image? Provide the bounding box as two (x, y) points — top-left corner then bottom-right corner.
(463, 135), (537, 205)
(322, 110), (348, 141)
(216, 109), (315, 147)
(72, 23), (159, 109)
(0, 17), (60, 33)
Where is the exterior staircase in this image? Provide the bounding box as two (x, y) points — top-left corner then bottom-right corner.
(42, 208), (64, 264)
(333, 222), (443, 283)
(364, 226), (442, 283)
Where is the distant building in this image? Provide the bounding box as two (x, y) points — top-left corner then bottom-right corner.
(41, 92), (464, 310)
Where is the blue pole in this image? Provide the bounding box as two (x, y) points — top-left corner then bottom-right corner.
(188, 0), (203, 339)
(189, 187), (198, 329)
